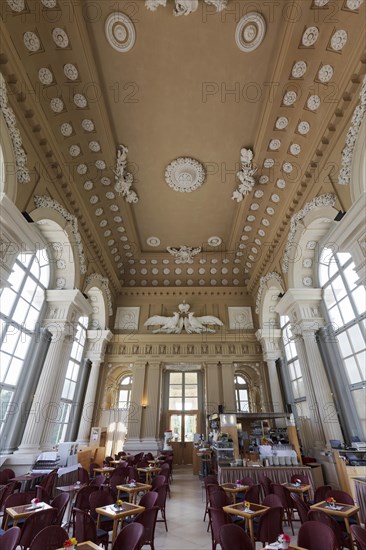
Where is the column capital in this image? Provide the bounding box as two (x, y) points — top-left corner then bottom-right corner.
(275, 288), (324, 327)
(85, 329), (113, 363)
(43, 289), (92, 321)
(255, 328), (282, 361)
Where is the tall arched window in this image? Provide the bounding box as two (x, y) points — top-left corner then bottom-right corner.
(118, 374), (133, 409)
(235, 374), (250, 412)
(0, 250), (50, 434)
(319, 248), (366, 427)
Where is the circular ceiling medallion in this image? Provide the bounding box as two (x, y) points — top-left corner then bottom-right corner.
(263, 158), (275, 168)
(7, 0), (25, 12)
(105, 12), (136, 52)
(297, 121), (310, 135)
(77, 163), (87, 175)
(84, 180), (93, 191)
(105, 192), (115, 199)
(89, 141), (101, 152)
(74, 93), (87, 108)
(259, 176), (269, 184)
(292, 60), (307, 78)
(235, 13), (266, 52)
(269, 139), (281, 151)
(307, 94), (321, 111)
(318, 64), (334, 82)
(69, 144), (80, 157)
(23, 32), (41, 52)
(101, 177), (111, 186)
(254, 190), (264, 198)
(275, 117), (288, 130)
(276, 179), (286, 189)
(82, 119), (94, 132)
(283, 90), (297, 106)
(282, 162), (293, 173)
(52, 28), (69, 48)
(60, 122), (73, 137)
(38, 67), (53, 85)
(41, 0), (57, 7)
(208, 236), (222, 247)
(302, 26), (319, 47)
(64, 63), (78, 81)
(165, 157), (205, 192)
(50, 97), (64, 113)
(247, 215), (256, 222)
(346, 0), (363, 9)
(147, 236), (160, 247)
(95, 160), (106, 170)
(330, 30), (347, 51)
(290, 143), (301, 156)
(271, 194), (280, 203)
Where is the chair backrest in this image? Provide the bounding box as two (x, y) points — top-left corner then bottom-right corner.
(104, 456), (113, 465)
(90, 475), (107, 487)
(73, 507), (98, 543)
(298, 520), (338, 550)
(204, 475), (218, 487)
(0, 526), (21, 550)
(50, 492), (70, 525)
(239, 476), (255, 487)
(89, 488), (114, 519)
(112, 522), (144, 550)
(128, 466), (139, 482)
(139, 491), (158, 508)
(0, 482), (18, 512)
(244, 484), (261, 504)
(308, 509), (348, 549)
(290, 473), (310, 485)
(327, 489), (354, 505)
(262, 494), (283, 508)
(151, 475), (166, 491)
(109, 474), (127, 492)
(271, 484), (293, 508)
(210, 490), (230, 508)
(28, 525), (69, 550)
(220, 523), (254, 550)
(313, 485), (332, 503)
(74, 485), (99, 511)
(154, 483), (168, 510)
(291, 493), (310, 524)
(89, 462), (101, 478)
(35, 484), (51, 504)
(256, 506), (283, 544)
(208, 507), (231, 547)
(133, 506), (159, 546)
(77, 467), (90, 484)
(18, 507), (58, 548)
(351, 525), (366, 550)
(258, 474), (273, 498)
(40, 469), (58, 496)
(1, 492), (32, 529)
(111, 466), (128, 478)
(0, 469), (15, 484)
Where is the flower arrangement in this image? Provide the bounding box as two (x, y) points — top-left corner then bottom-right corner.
(244, 501), (250, 510)
(129, 479), (136, 486)
(294, 478), (301, 485)
(31, 498), (39, 507)
(326, 497), (336, 505)
(235, 479), (242, 485)
(277, 533), (290, 548)
(116, 499), (123, 507)
(63, 538), (77, 548)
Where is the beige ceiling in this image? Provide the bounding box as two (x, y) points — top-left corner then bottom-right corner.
(1, 0), (365, 292)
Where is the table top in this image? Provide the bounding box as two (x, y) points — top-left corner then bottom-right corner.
(110, 460), (127, 465)
(263, 545), (307, 549)
(6, 502), (52, 520)
(220, 483), (250, 493)
(116, 483), (152, 492)
(310, 500), (360, 517)
(9, 473), (44, 481)
(137, 467), (161, 473)
(93, 467), (115, 474)
(56, 542), (103, 549)
(282, 482), (311, 493)
(96, 502), (144, 519)
(57, 483), (87, 492)
(223, 502), (269, 518)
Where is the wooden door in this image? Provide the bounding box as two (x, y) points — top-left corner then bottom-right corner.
(168, 412), (198, 465)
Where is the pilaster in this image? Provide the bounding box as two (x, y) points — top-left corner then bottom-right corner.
(123, 361), (147, 452)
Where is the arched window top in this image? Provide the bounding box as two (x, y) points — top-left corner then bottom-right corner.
(120, 374), (132, 386)
(117, 374), (133, 409)
(235, 374), (248, 386)
(235, 373), (250, 412)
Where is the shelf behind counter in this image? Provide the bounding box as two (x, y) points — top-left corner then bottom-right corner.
(218, 464), (316, 499)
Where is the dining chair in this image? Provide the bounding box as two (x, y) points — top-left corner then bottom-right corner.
(72, 507), (109, 549)
(77, 467), (90, 485)
(208, 507), (232, 550)
(28, 525), (69, 550)
(297, 520), (338, 550)
(133, 505), (159, 550)
(271, 483), (295, 534)
(258, 474), (273, 500)
(151, 475), (165, 491)
(1, 492), (32, 529)
(350, 524), (366, 550)
(35, 484), (51, 504)
(262, 494), (283, 508)
(313, 485), (332, 504)
(89, 487), (115, 532)
(203, 475), (218, 523)
(220, 523), (254, 550)
(89, 462), (101, 479)
(50, 492), (69, 525)
(18, 507), (58, 549)
(0, 526), (21, 550)
(154, 483), (169, 531)
(139, 491), (158, 508)
(73, 484), (99, 513)
(111, 522), (144, 550)
(254, 506), (283, 546)
(308, 509), (350, 549)
(291, 493), (310, 524)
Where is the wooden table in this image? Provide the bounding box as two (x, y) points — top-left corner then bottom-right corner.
(110, 460), (127, 466)
(96, 502), (144, 543)
(137, 466), (161, 484)
(220, 483), (249, 503)
(57, 482), (87, 527)
(4, 502), (53, 529)
(56, 542), (104, 549)
(310, 500), (360, 550)
(93, 467), (115, 478)
(116, 482), (152, 503)
(9, 472), (44, 491)
(223, 502), (269, 545)
(282, 482), (311, 500)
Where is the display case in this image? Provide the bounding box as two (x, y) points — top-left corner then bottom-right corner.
(212, 441), (235, 467)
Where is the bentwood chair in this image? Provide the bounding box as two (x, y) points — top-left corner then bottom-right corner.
(297, 520), (338, 550)
(0, 526), (21, 550)
(308, 509), (350, 549)
(18, 507), (58, 549)
(208, 507), (232, 550)
(351, 525), (366, 550)
(111, 522), (144, 550)
(133, 506), (159, 550)
(254, 506), (283, 546)
(28, 525), (69, 550)
(73, 507), (109, 550)
(220, 523), (254, 550)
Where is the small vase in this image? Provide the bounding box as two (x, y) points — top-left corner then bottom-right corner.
(278, 544), (288, 549)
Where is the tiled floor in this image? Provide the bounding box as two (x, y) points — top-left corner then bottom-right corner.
(153, 466), (300, 549)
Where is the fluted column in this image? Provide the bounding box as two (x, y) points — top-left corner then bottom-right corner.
(140, 362), (161, 451)
(17, 290), (91, 455)
(221, 363), (236, 411)
(123, 361), (147, 453)
(76, 329), (113, 444)
(256, 329), (285, 417)
(205, 362), (221, 416)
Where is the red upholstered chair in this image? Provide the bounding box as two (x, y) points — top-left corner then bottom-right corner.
(72, 507), (109, 549)
(291, 493), (310, 525)
(28, 525), (69, 550)
(18, 507), (58, 549)
(50, 492), (69, 525)
(208, 507), (232, 550)
(220, 523), (254, 550)
(254, 506), (283, 546)
(112, 522), (144, 550)
(262, 494), (283, 508)
(308, 509), (350, 549)
(0, 526), (21, 550)
(314, 485), (332, 504)
(133, 505), (159, 550)
(298, 520), (338, 550)
(139, 491), (158, 508)
(351, 525), (366, 550)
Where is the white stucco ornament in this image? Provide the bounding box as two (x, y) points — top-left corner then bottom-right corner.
(144, 301), (223, 333)
(235, 13), (266, 52)
(105, 12), (136, 52)
(232, 148), (257, 201)
(166, 245), (201, 263)
(165, 157), (205, 192)
(114, 145), (139, 203)
(145, 0), (227, 15)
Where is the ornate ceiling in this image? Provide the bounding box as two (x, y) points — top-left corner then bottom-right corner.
(0, 0), (365, 294)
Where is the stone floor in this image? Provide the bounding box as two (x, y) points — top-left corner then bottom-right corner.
(153, 465), (299, 549)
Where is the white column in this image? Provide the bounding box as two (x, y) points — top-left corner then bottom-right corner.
(256, 329), (285, 417)
(140, 362), (161, 452)
(16, 290), (91, 456)
(221, 362), (236, 411)
(123, 361), (147, 453)
(76, 330), (113, 445)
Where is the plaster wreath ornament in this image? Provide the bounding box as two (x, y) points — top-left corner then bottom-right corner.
(166, 245), (201, 264)
(145, 0), (227, 16)
(165, 157), (205, 192)
(144, 301), (224, 334)
(232, 148), (257, 201)
(0, 72), (30, 183)
(113, 145), (139, 203)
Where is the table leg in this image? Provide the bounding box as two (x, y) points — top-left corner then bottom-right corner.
(129, 492), (133, 503)
(96, 514), (101, 529)
(112, 518), (118, 544)
(248, 518), (254, 546)
(344, 518), (355, 550)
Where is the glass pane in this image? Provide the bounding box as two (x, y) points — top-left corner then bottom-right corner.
(355, 351), (365, 380)
(0, 352), (11, 382)
(235, 375), (246, 385)
(293, 360), (302, 378)
(0, 388), (13, 422)
(184, 415), (197, 442)
(62, 379), (72, 399)
(344, 264), (358, 290)
(4, 358), (23, 385)
(184, 397), (198, 410)
(339, 297), (356, 325)
(319, 263), (328, 287)
(32, 286), (45, 311)
(39, 262), (50, 288)
(352, 286), (366, 316)
(22, 278), (37, 304)
(184, 372), (197, 384)
(0, 288), (18, 317)
(337, 252), (351, 266)
(347, 325), (365, 353)
(344, 356), (362, 384)
(14, 333), (31, 359)
(121, 376), (132, 386)
(185, 384), (197, 397)
(119, 390), (129, 405)
(29, 257), (40, 279)
(239, 401), (250, 412)
(332, 276), (347, 302)
(25, 306), (41, 331)
(328, 305), (343, 329)
(169, 385), (182, 397)
(74, 342), (84, 362)
(337, 331), (353, 358)
(1, 327), (19, 355)
(169, 398), (182, 411)
(324, 287), (336, 310)
(169, 414), (182, 442)
(170, 372), (182, 384)
(8, 263), (25, 292)
(12, 298), (30, 325)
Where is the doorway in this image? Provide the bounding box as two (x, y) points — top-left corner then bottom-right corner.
(168, 412), (198, 465)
